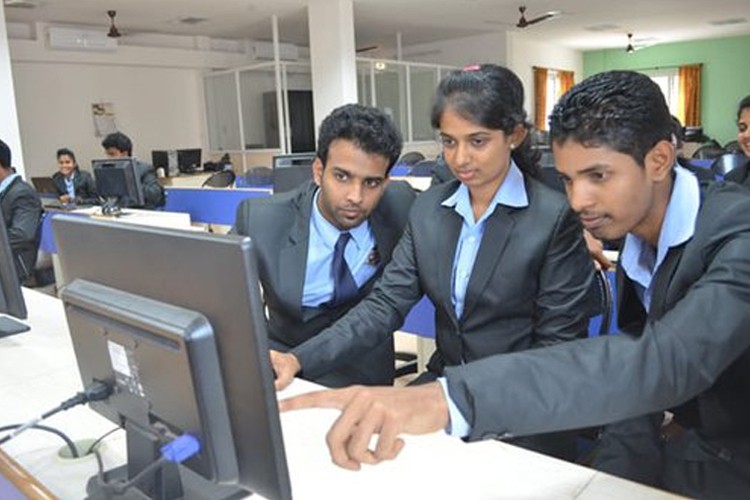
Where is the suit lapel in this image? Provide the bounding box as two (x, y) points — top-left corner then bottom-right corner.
(437, 207), (463, 323)
(461, 205), (515, 320)
(649, 244), (686, 320)
(278, 186), (316, 313)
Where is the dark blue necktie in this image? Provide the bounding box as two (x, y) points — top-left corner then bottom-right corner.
(330, 232), (358, 307)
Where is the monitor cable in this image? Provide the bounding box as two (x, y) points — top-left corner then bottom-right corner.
(0, 380), (112, 447)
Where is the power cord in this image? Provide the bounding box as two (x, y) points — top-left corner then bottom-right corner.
(0, 381), (111, 446)
(0, 423), (79, 458)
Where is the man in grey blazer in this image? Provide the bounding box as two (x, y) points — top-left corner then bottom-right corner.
(101, 132), (165, 209)
(281, 72), (750, 499)
(0, 139), (42, 284)
(233, 104), (415, 388)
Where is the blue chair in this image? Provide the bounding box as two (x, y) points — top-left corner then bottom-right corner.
(711, 153), (748, 177)
(409, 160), (438, 177)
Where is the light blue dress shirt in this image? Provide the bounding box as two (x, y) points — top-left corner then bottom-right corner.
(440, 161), (528, 318)
(0, 173), (20, 195)
(620, 165), (700, 312)
(440, 164), (701, 438)
(64, 174), (76, 199)
(302, 189), (378, 307)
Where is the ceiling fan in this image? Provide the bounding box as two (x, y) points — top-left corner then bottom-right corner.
(107, 10), (121, 38)
(516, 6), (561, 28)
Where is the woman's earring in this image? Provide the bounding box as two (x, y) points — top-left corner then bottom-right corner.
(510, 144), (515, 150)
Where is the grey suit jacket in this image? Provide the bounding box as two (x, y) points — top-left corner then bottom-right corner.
(445, 182), (750, 444)
(233, 180), (416, 387)
(294, 177), (594, 379)
(0, 176), (42, 282)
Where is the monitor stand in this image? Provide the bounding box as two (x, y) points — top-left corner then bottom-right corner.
(0, 315), (30, 338)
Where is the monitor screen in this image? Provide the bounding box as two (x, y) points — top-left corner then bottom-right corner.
(0, 206), (29, 337)
(272, 152), (315, 193)
(176, 149), (202, 174)
(151, 150), (170, 177)
(92, 158), (146, 209)
(53, 215), (291, 500)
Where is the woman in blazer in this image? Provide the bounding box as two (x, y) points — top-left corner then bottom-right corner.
(52, 148), (98, 205)
(277, 64), (595, 460)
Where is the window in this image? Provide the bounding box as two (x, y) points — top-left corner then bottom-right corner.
(641, 68), (679, 117)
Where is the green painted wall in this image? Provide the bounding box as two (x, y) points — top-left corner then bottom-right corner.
(584, 35), (750, 145)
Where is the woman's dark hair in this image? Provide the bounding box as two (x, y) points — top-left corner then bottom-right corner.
(56, 147), (77, 165)
(737, 94), (750, 121)
(430, 64), (539, 179)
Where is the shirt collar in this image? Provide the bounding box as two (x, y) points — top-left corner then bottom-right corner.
(0, 173), (19, 195)
(311, 188), (371, 249)
(441, 160), (529, 223)
(621, 165), (700, 276)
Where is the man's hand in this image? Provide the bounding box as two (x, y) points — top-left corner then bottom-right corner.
(270, 350), (301, 391)
(280, 383), (449, 470)
(59, 194), (72, 203)
(583, 229), (612, 270)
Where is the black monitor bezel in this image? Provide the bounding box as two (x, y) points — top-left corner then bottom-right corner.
(92, 157), (146, 208)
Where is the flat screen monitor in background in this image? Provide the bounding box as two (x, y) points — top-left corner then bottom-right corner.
(176, 148), (202, 174)
(0, 207), (29, 337)
(152, 150), (171, 177)
(272, 152), (315, 193)
(30, 176), (59, 197)
(92, 157), (145, 212)
(53, 215), (291, 500)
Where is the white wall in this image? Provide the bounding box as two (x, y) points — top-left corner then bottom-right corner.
(8, 24), (257, 178)
(506, 31), (583, 122)
(0, 9), (25, 175)
(402, 32), (508, 67)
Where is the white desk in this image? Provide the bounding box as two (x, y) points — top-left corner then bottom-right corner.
(0, 289), (683, 499)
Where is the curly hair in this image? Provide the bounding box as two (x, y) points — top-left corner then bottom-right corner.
(430, 64), (539, 179)
(316, 104), (402, 172)
(549, 70), (672, 167)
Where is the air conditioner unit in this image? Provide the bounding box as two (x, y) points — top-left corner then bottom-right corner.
(250, 41), (298, 61)
(48, 26), (118, 52)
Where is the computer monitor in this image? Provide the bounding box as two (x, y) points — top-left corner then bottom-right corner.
(176, 149), (202, 174)
(152, 150), (170, 177)
(0, 206), (29, 337)
(53, 215), (291, 500)
(92, 158), (145, 210)
(272, 152), (315, 193)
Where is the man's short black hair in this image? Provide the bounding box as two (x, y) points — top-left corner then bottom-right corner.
(0, 139), (10, 170)
(316, 104), (402, 172)
(101, 132), (133, 156)
(549, 70), (672, 166)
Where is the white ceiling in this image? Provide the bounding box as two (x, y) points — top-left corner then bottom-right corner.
(4, 0), (750, 52)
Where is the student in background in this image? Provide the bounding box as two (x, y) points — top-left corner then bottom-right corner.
(0, 139), (42, 284)
(52, 148), (98, 205)
(273, 64), (594, 461)
(101, 132), (165, 209)
(232, 104), (416, 388)
(723, 94), (750, 187)
(281, 71), (750, 500)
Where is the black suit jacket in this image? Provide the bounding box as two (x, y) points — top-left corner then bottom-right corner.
(445, 182), (750, 447)
(0, 176), (42, 282)
(294, 177), (594, 379)
(724, 159), (750, 188)
(232, 180), (416, 387)
(52, 168), (98, 204)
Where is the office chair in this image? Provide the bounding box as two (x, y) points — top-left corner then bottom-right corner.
(242, 166), (273, 186)
(724, 140), (741, 154)
(201, 170), (236, 188)
(409, 160), (438, 177)
(399, 151), (425, 167)
(692, 142), (724, 160)
(711, 153), (748, 177)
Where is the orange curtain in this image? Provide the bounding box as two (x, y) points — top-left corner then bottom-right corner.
(533, 66), (548, 131)
(678, 64), (702, 126)
(558, 70), (575, 97)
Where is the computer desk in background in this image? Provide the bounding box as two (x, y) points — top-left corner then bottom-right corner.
(0, 288), (684, 500)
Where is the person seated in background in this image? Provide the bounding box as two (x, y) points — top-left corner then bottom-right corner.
(0, 139), (42, 285)
(101, 132), (165, 209)
(723, 94), (750, 187)
(280, 71), (750, 500)
(52, 148), (98, 205)
(232, 104), (416, 388)
(273, 65), (595, 461)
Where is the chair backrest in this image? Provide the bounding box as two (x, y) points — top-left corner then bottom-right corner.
(724, 140), (741, 154)
(711, 153), (749, 177)
(692, 142), (725, 160)
(241, 166), (273, 187)
(409, 160), (437, 177)
(399, 151), (425, 166)
(588, 269), (614, 337)
(201, 170), (236, 188)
